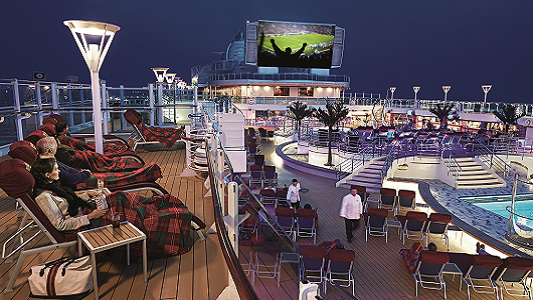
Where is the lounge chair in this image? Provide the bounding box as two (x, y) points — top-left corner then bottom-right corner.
(275, 187), (289, 207)
(263, 165), (278, 186)
(296, 208), (318, 244)
(300, 245), (328, 289)
(275, 207), (296, 240)
(424, 213), (452, 251)
(462, 254), (502, 300)
(413, 250), (449, 299)
(260, 189), (277, 205)
(124, 109), (185, 151)
(402, 211), (428, 245)
(396, 190), (416, 215)
(365, 208), (389, 243)
(379, 188), (397, 210)
(492, 257), (533, 300)
(324, 249), (357, 295)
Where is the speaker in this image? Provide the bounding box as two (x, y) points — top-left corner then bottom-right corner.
(33, 71), (47, 81)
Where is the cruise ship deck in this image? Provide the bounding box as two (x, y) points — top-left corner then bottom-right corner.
(0, 139), (530, 299)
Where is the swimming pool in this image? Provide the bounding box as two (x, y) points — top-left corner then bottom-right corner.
(461, 194), (533, 219)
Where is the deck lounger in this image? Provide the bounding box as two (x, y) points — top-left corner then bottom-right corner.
(296, 208), (318, 244)
(253, 242), (281, 286)
(365, 208), (389, 243)
(324, 249), (357, 295)
(263, 165), (278, 186)
(260, 189), (277, 205)
(300, 245), (328, 288)
(461, 254), (502, 300)
(250, 170), (264, 187)
(124, 109), (185, 151)
(254, 154), (265, 166)
(396, 190), (416, 215)
(402, 211), (428, 245)
(492, 256), (533, 300)
(379, 188), (397, 210)
(275, 187), (289, 207)
(424, 213), (452, 250)
(275, 207), (296, 240)
(413, 250), (449, 299)
(250, 164), (263, 171)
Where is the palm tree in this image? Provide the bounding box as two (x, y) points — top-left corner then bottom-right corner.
(429, 103), (455, 131)
(287, 101), (315, 140)
(315, 101), (349, 166)
(494, 104), (525, 133)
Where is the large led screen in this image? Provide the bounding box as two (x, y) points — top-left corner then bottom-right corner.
(257, 21), (335, 69)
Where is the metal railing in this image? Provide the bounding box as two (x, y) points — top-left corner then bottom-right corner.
(208, 72), (350, 83)
(474, 143), (515, 179)
(443, 154), (463, 186)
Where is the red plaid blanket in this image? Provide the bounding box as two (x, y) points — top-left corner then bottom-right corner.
(58, 136), (136, 157)
(139, 123), (184, 148)
(73, 151), (143, 173)
(95, 192), (194, 257)
(75, 162), (162, 190)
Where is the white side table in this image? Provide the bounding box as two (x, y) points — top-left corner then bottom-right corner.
(77, 222), (147, 299)
(386, 219), (402, 235)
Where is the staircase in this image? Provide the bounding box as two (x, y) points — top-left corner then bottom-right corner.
(336, 157), (387, 194)
(446, 157), (505, 189)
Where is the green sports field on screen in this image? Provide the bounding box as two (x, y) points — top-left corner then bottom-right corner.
(262, 34), (334, 55)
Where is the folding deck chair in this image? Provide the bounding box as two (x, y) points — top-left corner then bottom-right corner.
(413, 250), (449, 299)
(492, 256), (533, 300)
(424, 213), (452, 251)
(365, 208), (389, 243)
(275, 207), (296, 240)
(324, 249), (357, 295)
(378, 188), (397, 210)
(402, 211), (428, 245)
(296, 208), (318, 244)
(396, 190), (416, 215)
(300, 245), (328, 289)
(124, 109), (184, 151)
(461, 254), (502, 300)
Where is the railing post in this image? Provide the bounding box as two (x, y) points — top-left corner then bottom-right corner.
(157, 84), (163, 126)
(67, 84), (75, 128)
(217, 149), (226, 214)
(101, 82), (109, 134)
(227, 182), (239, 254)
(35, 81), (43, 126)
(149, 84), (155, 126)
(12, 80), (23, 141)
(80, 88), (86, 123)
(51, 82), (59, 113)
(120, 85), (126, 131)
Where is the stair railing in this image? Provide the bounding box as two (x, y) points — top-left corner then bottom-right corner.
(443, 154), (462, 186)
(333, 143), (375, 180)
(379, 145), (398, 183)
(474, 143), (515, 179)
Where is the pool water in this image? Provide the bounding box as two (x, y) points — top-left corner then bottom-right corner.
(461, 194), (533, 219)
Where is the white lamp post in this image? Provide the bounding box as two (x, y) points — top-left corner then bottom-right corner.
(482, 85), (492, 104)
(64, 20), (120, 154)
(442, 86), (451, 102)
(165, 73), (177, 123)
(389, 86), (396, 100)
(152, 68), (168, 83)
(413, 86), (420, 101)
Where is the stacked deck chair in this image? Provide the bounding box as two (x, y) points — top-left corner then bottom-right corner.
(0, 143), (207, 292)
(124, 109), (185, 150)
(454, 253), (502, 300)
(413, 250), (449, 299)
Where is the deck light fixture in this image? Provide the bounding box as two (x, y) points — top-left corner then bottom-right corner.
(165, 73), (176, 84)
(389, 86), (396, 100)
(482, 85), (492, 104)
(64, 20), (120, 154)
(152, 68), (169, 83)
(442, 86), (451, 102)
(413, 86), (420, 101)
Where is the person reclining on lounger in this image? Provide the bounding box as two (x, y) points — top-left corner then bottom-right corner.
(30, 157), (199, 257)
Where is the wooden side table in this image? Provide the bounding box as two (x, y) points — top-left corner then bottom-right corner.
(77, 222), (147, 299)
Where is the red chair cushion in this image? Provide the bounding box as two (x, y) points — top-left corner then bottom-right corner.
(275, 207), (295, 217)
(250, 164), (262, 171)
(125, 109), (142, 125)
(368, 208), (388, 218)
(48, 114), (65, 123)
(39, 124), (57, 136)
(502, 257), (533, 270)
(42, 117), (57, 126)
(472, 255), (503, 268)
(296, 208), (318, 219)
(329, 249), (356, 261)
(0, 159), (34, 198)
(419, 250), (449, 264)
(25, 130), (47, 146)
(9, 140), (38, 165)
(264, 165), (276, 172)
(260, 189), (275, 197)
(380, 188), (396, 196)
(300, 245), (327, 258)
(399, 190), (415, 198)
(406, 211), (427, 221)
(429, 213), (452, 223)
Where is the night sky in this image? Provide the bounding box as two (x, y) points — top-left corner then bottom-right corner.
(1, 0), (533, 103)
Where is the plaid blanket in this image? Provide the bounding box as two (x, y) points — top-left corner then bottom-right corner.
(75, 162), (162, 190)
(93, 192), (194, 257)
(58, 136), (136, 157)
(73, 150), (143, 173)
(139, 123), (184, 148)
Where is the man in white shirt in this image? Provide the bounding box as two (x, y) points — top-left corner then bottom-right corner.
(340, 186), (363, 243)
(287, 178), (301, 209)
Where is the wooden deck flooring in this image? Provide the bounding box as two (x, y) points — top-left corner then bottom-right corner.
(0, 140), (530, 299)
(0, 144), (227, 300)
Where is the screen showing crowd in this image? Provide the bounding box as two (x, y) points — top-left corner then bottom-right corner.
(257, 21), (335, 69)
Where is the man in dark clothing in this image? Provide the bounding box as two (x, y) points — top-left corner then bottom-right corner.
(36, 137), (91, 187)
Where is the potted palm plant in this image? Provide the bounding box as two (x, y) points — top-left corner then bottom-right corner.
(494, 104), (526, 133)
(287, 101), (315, 141)
(429, 103), (455, 131)
(315, 101), (349, 166)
